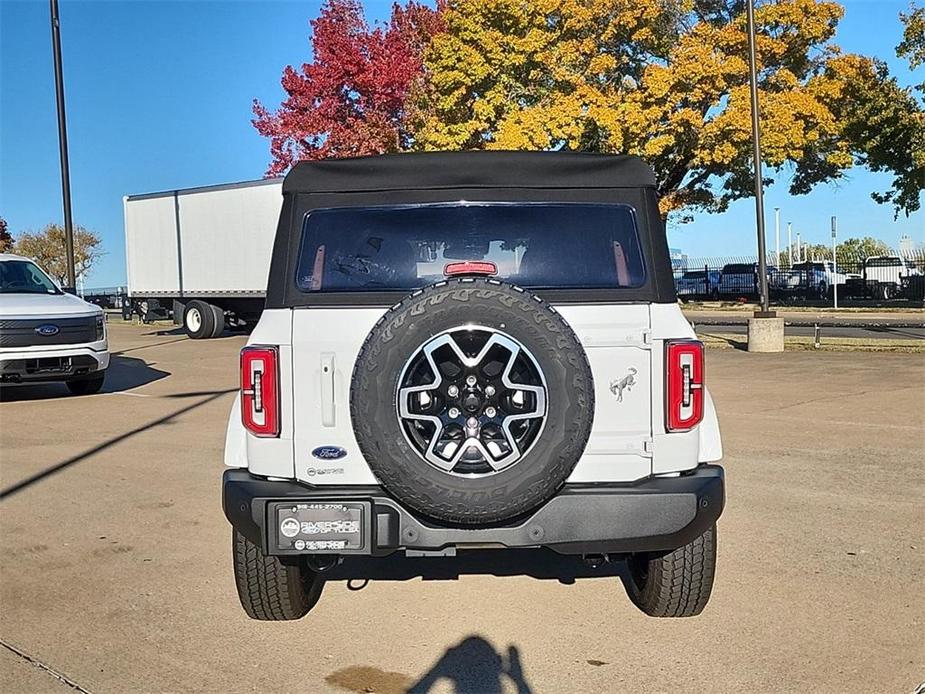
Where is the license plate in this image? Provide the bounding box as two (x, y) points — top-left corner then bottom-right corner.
(272, 502), (367, 553)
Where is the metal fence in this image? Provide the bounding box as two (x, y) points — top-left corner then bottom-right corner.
(674, 250), (925, 304)
(79, 286), (126, 309)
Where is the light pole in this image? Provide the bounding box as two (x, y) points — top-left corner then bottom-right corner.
(787, 222), (793, 267)
(50, 0), (76, 290)
(796, 232), (802, 262)
(774, 207), (780, 267)
(831, 216), (838, 309)
(745, 0), (771, 316)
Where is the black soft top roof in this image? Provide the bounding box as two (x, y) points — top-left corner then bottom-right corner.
(282, 151), (657, 194)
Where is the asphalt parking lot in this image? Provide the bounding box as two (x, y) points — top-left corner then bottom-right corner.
(2, 321), (923, 693)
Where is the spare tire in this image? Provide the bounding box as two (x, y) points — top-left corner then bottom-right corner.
(350, 278), (594, 525)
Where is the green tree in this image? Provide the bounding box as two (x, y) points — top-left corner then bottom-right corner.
(836, 236), (893, 263)
(13, 224), (104, 286)
(416, 0), (924, 220)
(898, 1), (925, 91)
(778, 236), (892, 267)
(825, 56), (925, 217)
(0, 217), (12, 253)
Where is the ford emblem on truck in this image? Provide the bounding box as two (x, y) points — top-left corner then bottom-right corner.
(35, 324), (60, 336)
(312, 446), (347, 460)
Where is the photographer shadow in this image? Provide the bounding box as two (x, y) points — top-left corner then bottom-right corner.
(326, 636), (533, 694)
(409, 636), (531, 694)
(322, 550), (627, 693)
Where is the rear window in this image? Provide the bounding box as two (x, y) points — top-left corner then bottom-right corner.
(682, 271), (706, 279)
(294, 202), (646, 293)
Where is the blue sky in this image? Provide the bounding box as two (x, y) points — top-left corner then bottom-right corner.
(1, 0), (922, 287)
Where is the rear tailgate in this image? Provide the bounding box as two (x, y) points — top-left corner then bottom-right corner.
(290, 303), (654, 486)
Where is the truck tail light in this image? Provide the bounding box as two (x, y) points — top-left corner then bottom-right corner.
(241, 346), (280, 437)
(665, 339), (704, 432)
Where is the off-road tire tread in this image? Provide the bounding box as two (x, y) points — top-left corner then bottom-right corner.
(350, 278), (594, 525)
(627, 524), (716, 618)
(232, 530), (323, 621)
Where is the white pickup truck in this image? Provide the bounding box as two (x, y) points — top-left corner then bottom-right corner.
(776, 260), (858, 298)
(0, 253), (109, 394)
(861, 256), (922, 300)
(222, 152), (725, 621)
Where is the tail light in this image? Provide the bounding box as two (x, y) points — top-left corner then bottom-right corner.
(241, 346), (280, 437)
(665, 339), (704, 432)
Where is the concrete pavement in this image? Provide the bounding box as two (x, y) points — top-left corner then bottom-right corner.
(2, 322), (923, 693)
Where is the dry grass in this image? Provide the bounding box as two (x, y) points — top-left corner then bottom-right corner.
(683, 301), (923, 314)
(699, 332), (925, 353)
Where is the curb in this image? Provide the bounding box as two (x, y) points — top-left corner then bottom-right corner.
(687, 317), (924, 329)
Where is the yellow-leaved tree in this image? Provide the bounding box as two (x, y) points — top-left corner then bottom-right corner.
(414, 0), (924, 219)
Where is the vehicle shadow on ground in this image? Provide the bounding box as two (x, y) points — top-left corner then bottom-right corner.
(693, 331), (748, 350)
(0, 387), (236, 499)
(0, 355), (170, 403)
(327, 548), (627, 584)
(325, 636), (533, 694)
(143, 326), (246, 339)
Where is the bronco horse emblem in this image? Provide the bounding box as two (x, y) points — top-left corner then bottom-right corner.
(609, 367), (638, 402)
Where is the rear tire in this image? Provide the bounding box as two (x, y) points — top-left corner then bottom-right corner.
(183, 300), (214, 340)
(66, 371), (105, 396)
(232, 529), (324, 621)
(624, 524), (717, 617)
(208, 303), (225, 338)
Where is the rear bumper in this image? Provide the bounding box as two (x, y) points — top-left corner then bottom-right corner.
(223, 465), (724, 557)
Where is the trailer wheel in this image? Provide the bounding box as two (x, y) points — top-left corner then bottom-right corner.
(183, 300), (215, 339)
(208, 303), (226, 338)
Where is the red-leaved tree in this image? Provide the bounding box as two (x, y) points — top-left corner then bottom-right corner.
(253, 0), (442, 176)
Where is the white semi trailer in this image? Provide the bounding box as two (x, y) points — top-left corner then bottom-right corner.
(123, 178), (282, 338)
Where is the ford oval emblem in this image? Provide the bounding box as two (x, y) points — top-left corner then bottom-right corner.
(312, 446), (347, 460)
(35, 324), (60, 336)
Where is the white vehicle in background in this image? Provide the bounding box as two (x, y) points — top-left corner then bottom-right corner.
(862, 256), (922, 300)
(789, 260), (858, 298)
(0, 254), (109, 395)
(675, 269), (721, 301)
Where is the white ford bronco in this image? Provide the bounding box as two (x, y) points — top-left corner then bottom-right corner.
(223, 152), (724, 620)
(0, 253), (108, 394)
